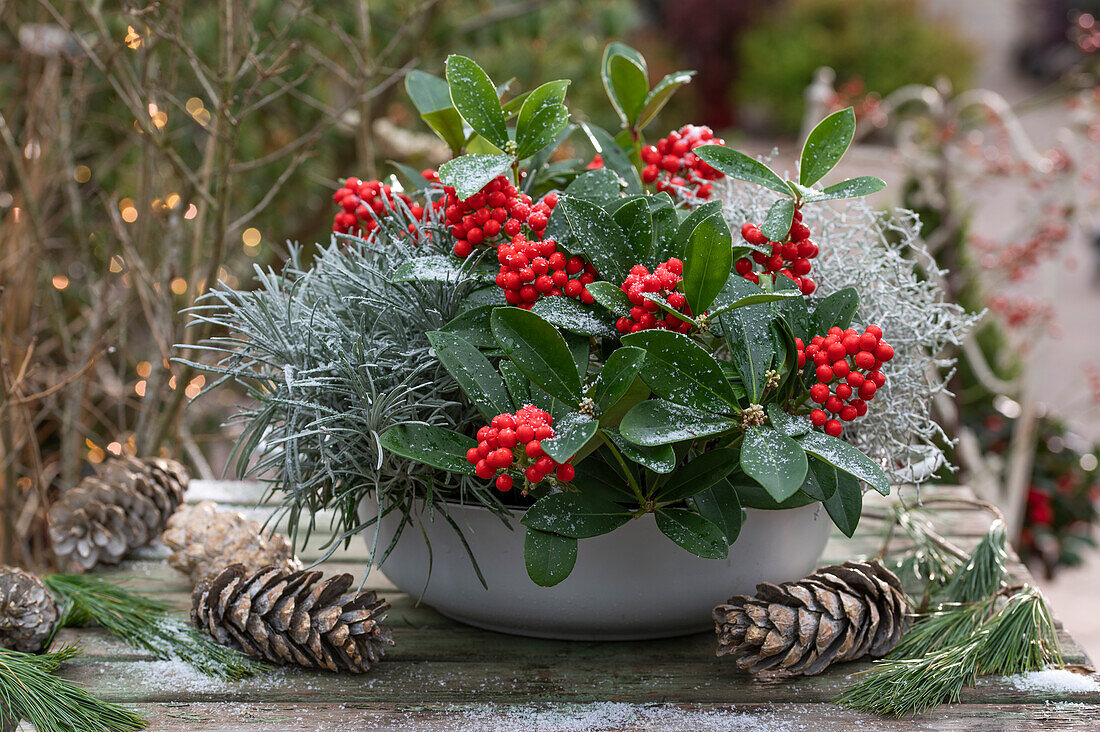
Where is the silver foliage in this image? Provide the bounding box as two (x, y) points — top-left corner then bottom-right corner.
(719, 179), (981, 485)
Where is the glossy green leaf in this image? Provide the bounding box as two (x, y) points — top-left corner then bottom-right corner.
(440, 305), (497, 349)
(740, 426), (808, 502)
(379, 424), (476, 475)
(674, 199), (722, 247)
(734, 481), (818, 510)
(655, 508), (728, 559)
(585, 280), (632, 318)
(445, 55), (509, 150)
(799, 107), (856, 187)
(814, 176), (886, 201)
(601, 42), (648, 123)
(427, 331), (512, 420)
(766, 404), (811, 437)
(521, 492), (631, 538)
(692, 146), (790, 195)
(719, 301), (775, 402)
(760, 198), (795, 242)
(638, 70), (695, 129)
(405, 70), (466, 153)
(771, 275), (811, 341)
(516, 79), (571, 160)
(823, 469), (863, 537)
(692, 479), (743, 544)
(682, 213), (733, 317)
(797, 429), (889, 496)
(437, 154), (513, 201)
(499, 359), (531, 410)
(620, 398), (739, 446)
(541, 412), (598, 463)
(573, 456), (636, 502)
(607, 53), (649, 125)
(491, 308), (582, 406)
(612, 197), (654, 262)
(565, 168), (623, 205)
(655, 448), (740, 503)
(390, 253), (494, 285)
(640, 292), (701, 328)
(524, 528), (578, 587)
(550, 196), (631, 285)
(800, 457), (838, 501)
(500, 90), (531, 119)
(579, 122), (642, 194)
(645, 192), (679, 265)
(589, 346), (646, 411)
(708, 289), (799, 319)
(621, 329), (741, 413)
(605, 428), (676, 474)
(531, 297), (616, 338)
(810, 287), (859, 336)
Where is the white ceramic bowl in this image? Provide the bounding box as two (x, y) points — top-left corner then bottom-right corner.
(361, 498), (831, 640)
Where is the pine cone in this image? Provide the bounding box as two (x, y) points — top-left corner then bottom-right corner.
(192, 564), (393, 673)
(48, 456), (189, 572)
(163, 501), (301, 585)
(714, 560), (911, 676)
(0, 566), (60, 653)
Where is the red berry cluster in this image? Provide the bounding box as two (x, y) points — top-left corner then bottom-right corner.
(615, 259), (693, 334)
(332, 178), (422, 235)
(736, 211), (818, 295)
(494, 235), (598, 309)
(799, 325), (894, 437)
(444, 177), (556, 258)
(465, 406), (575, 492)
(640, 125), (725, 200)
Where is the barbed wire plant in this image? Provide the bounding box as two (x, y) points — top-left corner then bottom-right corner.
(180, 189), (507, 573)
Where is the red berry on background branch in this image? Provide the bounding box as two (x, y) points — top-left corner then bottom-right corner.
(615, 258), (694, 334)
(799, 325), (893, 436)
(640, 125), (725, 201)
(331, 177), (421, 236)
(736, 210), (818, 295)
(466, 406), (571, 492)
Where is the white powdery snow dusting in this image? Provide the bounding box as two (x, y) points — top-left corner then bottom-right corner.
(1004, 669), (1100, 695)
(451, 703), (808, 732)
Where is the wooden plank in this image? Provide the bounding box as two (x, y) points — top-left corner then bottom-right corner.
(58, 657), (1100, 707)
(94, 702), (1100, 732)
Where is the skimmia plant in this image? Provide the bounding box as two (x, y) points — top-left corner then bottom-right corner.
(191, 43), (962, 588)
(372, 46), (895, 587)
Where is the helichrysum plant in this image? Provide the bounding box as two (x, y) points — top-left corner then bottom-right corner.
(189, 43), (971, 588)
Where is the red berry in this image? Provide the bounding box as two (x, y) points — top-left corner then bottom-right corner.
(839, 405), (858, 422)
(535, 456), (555, 474)
(810, 409), (828, 426)
(810, 383), (830, 403)
(858, 332), (879, 351)
(869, 370), (886, 387)
(516, 425), (534, 443)
(555, 464), (575, 481)
(853, 351), (876, 370)
(875, 343), (895, 362)
(865, 324), (883, 339)
(466, 447), (481, 464)
(824, 420), (843, 437)
(526, 466), (542, 483)
(816, 365), (834, 383)
(525, 440), (543, 458)
(836, 383), (853, 400)
(832, 360), (851, 379)
(825, 395), (844, 414)
(476, 460), (494, 480)
(858, 381), (877, 400)
(496, 474), (513, 491)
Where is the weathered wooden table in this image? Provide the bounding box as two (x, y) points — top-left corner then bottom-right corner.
(46, 483), (1100, 731)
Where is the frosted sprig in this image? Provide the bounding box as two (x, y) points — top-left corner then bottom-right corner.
(719, 179), (980, 485)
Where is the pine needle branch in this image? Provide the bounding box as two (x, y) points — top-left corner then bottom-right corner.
(888, 597), (994, 659)
(0, 645), (145, 732)
(45, 575), (267, 681)
(977, 585), (1062, 675)
(938, 519), (1008, 603)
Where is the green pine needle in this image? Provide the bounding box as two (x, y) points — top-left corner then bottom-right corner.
(889, 597), (994, 660)
(977, 586), (1062, 675)
(839, 585), (1063, 717)
(839, 638), (984, 717)
(0, 646), (145, 732)
(45, 575), (267, 681)
(938, 519), (1007, 604)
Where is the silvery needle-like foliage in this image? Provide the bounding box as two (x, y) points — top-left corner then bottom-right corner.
(720, 180), (980, 485)
(181, 190), (506, 566)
